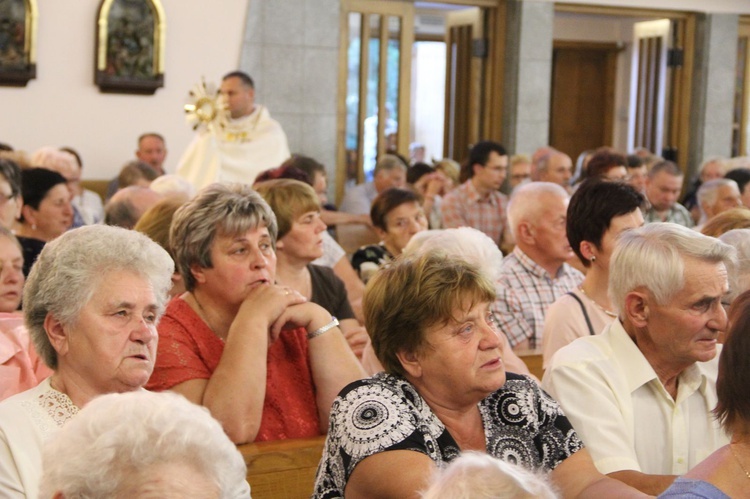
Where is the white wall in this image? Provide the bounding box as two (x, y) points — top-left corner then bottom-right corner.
(1, 0), (249, 179)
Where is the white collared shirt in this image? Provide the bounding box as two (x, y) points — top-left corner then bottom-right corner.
(542, 319), (727, 475)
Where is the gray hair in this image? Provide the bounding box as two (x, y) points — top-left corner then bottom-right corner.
(719, 229), (750, 304)
(403, 228), (503, 282)
(697, 178), (739, 211)
(507, 182), (569, 239)
(699, 157), (727, 176)
(38, 391), (248, 499)
(373, 154), (407, 176)
(420, 451), (558, 499)
(609, 223), (735, 312)
(171, 183), (277, 291)
(24, 225), (174, 369)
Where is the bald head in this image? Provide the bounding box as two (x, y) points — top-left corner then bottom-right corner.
(538, 152), (572, 189)
(105, 187), (162, 229)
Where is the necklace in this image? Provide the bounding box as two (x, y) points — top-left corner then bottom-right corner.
(731, 444), (750, 479)
(578, 286), (618, 318)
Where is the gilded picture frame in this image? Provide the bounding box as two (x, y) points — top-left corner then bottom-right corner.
(95, 0), (165, 94)
(0, 0), (37, 87)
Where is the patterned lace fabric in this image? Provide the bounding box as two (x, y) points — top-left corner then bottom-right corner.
(36, 387), (78, 427)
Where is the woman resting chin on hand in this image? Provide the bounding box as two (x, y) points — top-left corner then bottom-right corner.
(146, 183), (366, 444)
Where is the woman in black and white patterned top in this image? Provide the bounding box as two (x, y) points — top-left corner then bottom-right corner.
(313, 252), (647, 499)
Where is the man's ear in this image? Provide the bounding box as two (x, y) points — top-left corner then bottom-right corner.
(624, 291), (649, 328)
(44, 313), (69, 358)
(516, 221), (535, 245)
(395, 349), (423, 379)
(472, 163), (483, 178)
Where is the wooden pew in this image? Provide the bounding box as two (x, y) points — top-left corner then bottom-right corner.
(239, 435), (326, 499)
(516, 347), (544, 381)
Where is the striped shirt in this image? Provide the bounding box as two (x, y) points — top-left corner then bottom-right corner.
(493, 247), (584, 349)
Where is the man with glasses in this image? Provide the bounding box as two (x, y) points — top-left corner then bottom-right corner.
(442, 140), (510, 248)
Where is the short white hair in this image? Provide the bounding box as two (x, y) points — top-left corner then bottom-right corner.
(420, 452), (558, 499)
(39, 391), (248, 498)
(719, 228), (750, 304)
(699, 156), (727, 176)
(403, 228), (503, 281)
(507, 182), (568, 239)
(150, 173), (196, 198)
(697, 178), (738, 210)
(609, 223), (735, 312)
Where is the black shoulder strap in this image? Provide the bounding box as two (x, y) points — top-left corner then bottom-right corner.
(566, 291), (595, 336)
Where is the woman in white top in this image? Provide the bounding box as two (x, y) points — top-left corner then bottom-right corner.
(0, 225), (173, 499)
(542, 179), (645, 368)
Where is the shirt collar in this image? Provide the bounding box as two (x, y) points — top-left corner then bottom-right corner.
(464, 179), (498, 205)
(512, 246), (567, 280)
(610, 319), (716, 399)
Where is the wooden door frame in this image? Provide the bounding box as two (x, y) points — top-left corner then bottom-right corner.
(336, 0), (507, 203)
(738, 16), (750, 156)
(554, 3), (696, 176)
(336, 0), (414, 203)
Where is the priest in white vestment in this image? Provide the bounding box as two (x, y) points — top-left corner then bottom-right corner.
(177, 71), (290, 190)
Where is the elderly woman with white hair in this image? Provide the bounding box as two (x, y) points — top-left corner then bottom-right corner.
(0, 225), (173, 498)
(38, 391), (249, 499)
(420, 451), (558, 499)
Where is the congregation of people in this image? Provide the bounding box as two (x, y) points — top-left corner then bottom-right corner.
(4, 68), (750, 498)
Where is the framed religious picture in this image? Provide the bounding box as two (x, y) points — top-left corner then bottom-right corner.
(0, 0), (37, 86)
(95, 0), (165, 94)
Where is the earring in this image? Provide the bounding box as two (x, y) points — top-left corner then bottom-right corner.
(31, 223), (37, 231)
(590, 256), (596, 262)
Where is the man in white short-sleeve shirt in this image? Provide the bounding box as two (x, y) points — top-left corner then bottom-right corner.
(543, 223), (733, 496)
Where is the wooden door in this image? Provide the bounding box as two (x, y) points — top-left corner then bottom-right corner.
(443, 8), (484, 162)
(549, 41), (618, 161)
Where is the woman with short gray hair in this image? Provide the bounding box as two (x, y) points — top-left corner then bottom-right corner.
(147, 183), (365, 444)
(0, 224), (174, 498)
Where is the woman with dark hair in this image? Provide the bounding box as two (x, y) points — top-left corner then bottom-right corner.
(350, 188), (428, 283)
(659, 290), (750, 498)
(15, 168), (74, 277)
(582, 148), (628, 182)
(542, 179), (645, 367)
